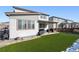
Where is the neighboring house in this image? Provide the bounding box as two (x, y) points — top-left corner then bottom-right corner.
(66, 20), (73, 28)
(5, 6), (57, 39)
(0, 22), (9, 30)
(72, 22), (79, 29)
(49, 16), (74, 30)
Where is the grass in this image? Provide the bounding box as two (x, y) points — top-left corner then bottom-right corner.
(0, 32), (79, 52)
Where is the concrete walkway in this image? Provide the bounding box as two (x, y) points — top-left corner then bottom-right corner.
(0, 32), (59, 48)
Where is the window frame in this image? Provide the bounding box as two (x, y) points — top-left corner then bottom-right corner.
(17, 19), (35, 30)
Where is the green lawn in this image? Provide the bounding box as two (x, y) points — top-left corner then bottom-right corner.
(0, 32), (79, 52)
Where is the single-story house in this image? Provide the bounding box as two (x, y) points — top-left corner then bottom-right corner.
(49, 16), (67, 29)
(5, 6), (57, 39)
(49, 16), (79, 32)
(49, 16), (74, 29)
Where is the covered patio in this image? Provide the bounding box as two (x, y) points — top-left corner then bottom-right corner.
(38, 20), (58, 35)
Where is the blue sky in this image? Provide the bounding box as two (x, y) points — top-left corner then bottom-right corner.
(0, 6), (79, 22)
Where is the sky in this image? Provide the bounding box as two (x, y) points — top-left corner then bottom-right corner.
(0, 6), (79, 22)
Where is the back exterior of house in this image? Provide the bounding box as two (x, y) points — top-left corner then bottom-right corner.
(4, 6), (79, 40)
(5, 6), (49, 39)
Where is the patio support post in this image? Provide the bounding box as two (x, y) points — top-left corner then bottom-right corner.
(56, 23), (57, 31)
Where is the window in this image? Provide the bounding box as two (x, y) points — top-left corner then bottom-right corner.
(31, 21), (35, 29)
(28, 20), (35, 29)
(40, 15), (47, 19)
(17, 19), (35, 30)
(18, 20), (23, 29)
(22, 20), (26, 29)
(28, 20), (31, 29)
(18, 20), (26, 30)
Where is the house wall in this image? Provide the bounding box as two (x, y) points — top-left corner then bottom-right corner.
(53, 18), (65, 28)
(50, 17), (75, 29)
(39, 15), (49, 21)
(9, 15), (39, 39)
(49, 17), (65, 29)
(39, 15), (49, 30)
(49, 24), (53, 29)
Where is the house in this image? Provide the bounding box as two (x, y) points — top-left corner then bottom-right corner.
(49, 16), (66, 29)
(49, 16), (74, 31)
(0, 22), (9, 30)
(5, 6), (57, 39)
(49, 16), (67, 31)
(65, 20), (73, 29)
(5, 6), (79, 39)
(49, 16), (79, 32)
(72, 22), (79, 29)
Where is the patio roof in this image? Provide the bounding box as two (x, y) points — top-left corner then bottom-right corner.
(50, 16), (74, 22)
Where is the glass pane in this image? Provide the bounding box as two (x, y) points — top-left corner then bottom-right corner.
(22, 20), (26, 29)
(28, 20), (31, 29)
(18, 20), (22, 29)
(32, 21), (35, 29)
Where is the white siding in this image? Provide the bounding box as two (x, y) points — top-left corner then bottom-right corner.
(39, 15), (49, 30)
(53, 18), (65, 28)
(9, 15), (39, 39)
(39, 15), (49, 21)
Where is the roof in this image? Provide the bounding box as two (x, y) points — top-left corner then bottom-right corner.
(50, 16), (67, 20)
(5, 6), (49, 16)
(5, 12), (49, 16)
(38, 20), (58, 23)
(72, 22), (79, 24)
(13, 6), (40, 13)
(50, 16), (73, 22)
